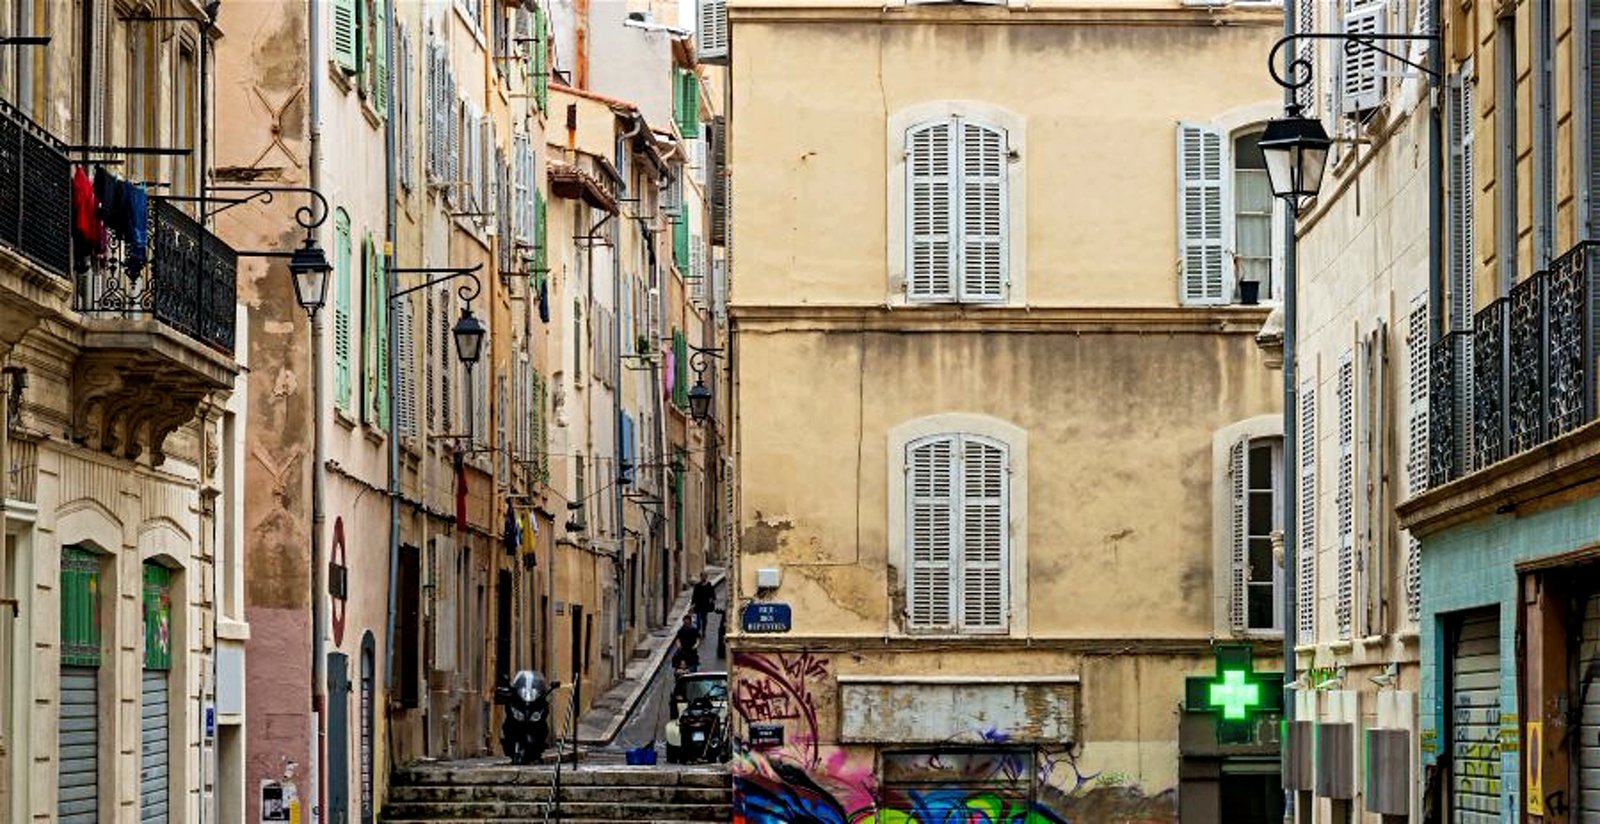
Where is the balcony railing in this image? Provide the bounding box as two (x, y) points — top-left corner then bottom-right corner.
(75, 197), (237, 354)
(1428, 242), (1600, 488)
(0, 99), (71, 277)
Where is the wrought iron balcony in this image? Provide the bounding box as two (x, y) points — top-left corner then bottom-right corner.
(1428, 242), (1600, 488)
(0, 99), (71, 277)
(74, 197), (238, 355)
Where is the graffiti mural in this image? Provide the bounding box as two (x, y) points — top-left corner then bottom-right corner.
(733, 651), (832, 767)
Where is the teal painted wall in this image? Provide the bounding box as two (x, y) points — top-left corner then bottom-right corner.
(1418, 494), (1600, 816)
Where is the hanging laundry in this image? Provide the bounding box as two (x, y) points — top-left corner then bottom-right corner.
(71, 167), (103, 271)
(537, 273), (550, 324)
(125, 183), (149, 275)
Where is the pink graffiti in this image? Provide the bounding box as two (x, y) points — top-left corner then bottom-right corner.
(733, 651), (830, 768)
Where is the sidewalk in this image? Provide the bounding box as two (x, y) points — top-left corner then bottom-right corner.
(574, 567), (726, 747)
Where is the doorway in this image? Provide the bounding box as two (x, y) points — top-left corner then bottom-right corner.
(496, 570), (512, 686)
(1218, 769), (1283, 824)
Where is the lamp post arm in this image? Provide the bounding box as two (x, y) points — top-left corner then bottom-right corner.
(187, 184), (332, 230)
(686, 344), (725, 376)
(389, 263), (486, 303)
(1268, 32), (1441, 93)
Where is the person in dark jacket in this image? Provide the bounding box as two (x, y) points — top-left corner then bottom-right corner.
(691, 572), (716, 634)
(671, 613), (701, 674)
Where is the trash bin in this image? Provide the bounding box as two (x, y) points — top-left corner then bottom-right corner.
(625, 745), (657, 766)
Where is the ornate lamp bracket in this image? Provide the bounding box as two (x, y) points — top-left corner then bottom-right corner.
(1268, 32), (1441, 95)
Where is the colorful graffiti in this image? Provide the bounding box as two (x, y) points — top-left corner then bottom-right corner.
(733, 651), (831, 766)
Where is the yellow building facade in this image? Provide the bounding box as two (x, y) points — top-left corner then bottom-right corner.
(723, 1), (1288, 820)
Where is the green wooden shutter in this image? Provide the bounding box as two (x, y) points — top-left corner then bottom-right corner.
(373, 0), (389, 116)
(332, 0), (359, 74)
(61, 546), (102, 667)
(675, 70), (700, 135)
(534, 189), (548, 276)
(334, 211), (353, 411)
(672, 330), (688, 409)
(142, 564), (172, 671)
(673, 211), (689, 271)
(535, 9), (550, 113)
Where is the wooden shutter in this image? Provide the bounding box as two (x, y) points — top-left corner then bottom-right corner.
(439, 290), (453, 429)
(373, 0), (389, 115)
(332, 0), (359, 74)
(397, 297), (416, 437)
(958, 121), (1008, 302)
(1228, 439), (1248, 632)
(709, 117), (727, 246)
(907, 437), (956, 630)
(697, 0), (728, 62)
(1336, 351), (1355, 640)
(1448, 64), (1476, 332)
(1590, 5), (1600, 235)
(334, 211), (353, 411)
(1178, 122), (1227, 305)
(1293, 0), (1316, 111)
(960, 437), (1007, 631)
(534, 7), (549, 113)
(376, 239), (390, 429)
(907, 121), (956, 301)
(1404, 296), (1428, 622)
(1340, 2), (1386, 114)
(425, 291), (436, 429)
(1298, 381), (1317, 640)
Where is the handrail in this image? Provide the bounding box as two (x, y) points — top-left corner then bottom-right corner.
(543, 686), (577, 824)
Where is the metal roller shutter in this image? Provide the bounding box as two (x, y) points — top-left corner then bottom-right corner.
(140, 669), (169, 822)
(1451, 610), (1501, 824)
(1576, 595), (1600, 820)
(58, 666), (99, 823)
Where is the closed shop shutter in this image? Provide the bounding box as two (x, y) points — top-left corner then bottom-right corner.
(58, 666), (99, 823)
(1451, 610), (1501, 824)
(1576, 595), (1600, 819)
(140, 669), (170, 823)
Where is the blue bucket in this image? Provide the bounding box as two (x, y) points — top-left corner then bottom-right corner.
(625, 745), (657, 766)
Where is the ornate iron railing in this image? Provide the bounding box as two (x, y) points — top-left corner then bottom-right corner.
(1507, 272), (1547, 453)
(1430, 241), (1600, 486)
(0, 99), (71, 277)
(75, 197), (237, 354)
(1471, 299), (1507, 470)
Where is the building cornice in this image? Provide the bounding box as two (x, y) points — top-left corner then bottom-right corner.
(726, 633), (1284, 657)
(727, 4), (1283, 27)
(729, 304), (1274, 334)
(1397, 421), (1600, 537)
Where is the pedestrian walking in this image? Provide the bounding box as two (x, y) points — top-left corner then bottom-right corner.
(691, 571), (716, 634)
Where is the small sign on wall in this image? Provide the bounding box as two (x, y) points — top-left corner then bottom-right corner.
(748, 723), (784, 749)
(741, 602), (792, 633)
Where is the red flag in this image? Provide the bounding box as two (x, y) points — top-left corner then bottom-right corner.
(454, 449), (468, 530)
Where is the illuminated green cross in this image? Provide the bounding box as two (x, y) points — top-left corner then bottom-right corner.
(1185, 644), (1284, 744)
(1208, 669), (1260, 720)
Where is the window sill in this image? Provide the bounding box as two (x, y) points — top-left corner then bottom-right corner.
(328, 62), (356, 95)
(363, 426), (386, 447)
(334, 409), (357, 430)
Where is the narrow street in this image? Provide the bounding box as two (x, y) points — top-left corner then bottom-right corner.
(609, 579), (729, 757)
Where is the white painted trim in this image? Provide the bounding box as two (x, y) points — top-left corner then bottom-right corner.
(887, 100), (1027, 307)
(1211, 414), (1283, 637)
(888, 413), (1028, 637)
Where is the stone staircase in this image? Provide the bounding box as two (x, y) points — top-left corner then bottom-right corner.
(382, 762), (734, 823)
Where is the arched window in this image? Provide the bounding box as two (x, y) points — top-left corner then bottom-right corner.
(905, 118), (1009, 303)
(1177, 122), (1282, 305)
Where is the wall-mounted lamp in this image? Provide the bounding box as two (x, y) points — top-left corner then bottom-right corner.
(2, 366), (27, 429)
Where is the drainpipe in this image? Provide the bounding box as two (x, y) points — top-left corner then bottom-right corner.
(613, 115), (645, 626)
(307, 0), (328, 820)
(382, 0), (401, 708)
(1428, 1), (1444, 340)
(1279, 6), (1298, 824)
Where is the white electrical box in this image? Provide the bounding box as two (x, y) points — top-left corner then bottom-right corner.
(756, 568), (781, 589)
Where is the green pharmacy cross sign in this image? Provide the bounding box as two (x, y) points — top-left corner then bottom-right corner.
(1185, 644), (1284, 744)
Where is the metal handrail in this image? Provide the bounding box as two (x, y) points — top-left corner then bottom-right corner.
(542, 686), (577, 824)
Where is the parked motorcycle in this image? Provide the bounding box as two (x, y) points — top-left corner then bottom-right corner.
(664, 671), (729, 764)
(493, 670), (560, 765)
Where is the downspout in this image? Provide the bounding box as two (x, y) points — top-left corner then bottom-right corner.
(307, 0), (329, 820)
(1279, 6), (1298, 824)
(382, 0), (401, 724)
(611, 124), (638, 646)
(1428, 0), (1445, 338)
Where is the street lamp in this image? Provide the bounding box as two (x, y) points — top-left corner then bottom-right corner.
(288, 235), (334, 314)
(688, 379), (712, 423)
(453, 306), (487, 365)
(1258, 108), (1332, 212)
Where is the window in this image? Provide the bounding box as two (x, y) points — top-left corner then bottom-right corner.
(905, 434), (1009, 633)
(1230, 436), (1282, 633)
(334, 210), (353, 412)
(175, 44), (198, 201)
(1178, 123), (1281, 305)
(904, 117), (1009, 303)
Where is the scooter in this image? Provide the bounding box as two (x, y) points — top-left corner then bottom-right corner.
(493, 670), (560, 765)
(664, 672), (729, 764)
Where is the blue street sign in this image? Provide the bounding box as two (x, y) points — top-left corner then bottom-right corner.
(741, 602), (792, 633)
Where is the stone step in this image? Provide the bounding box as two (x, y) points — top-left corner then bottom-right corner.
(381, 800), (733, 821)
(387, 783), (731, 804)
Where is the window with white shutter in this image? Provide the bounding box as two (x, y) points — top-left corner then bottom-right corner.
(1178, 122), (1227, 305)
(1297, 381), (1316, 640)
(906, 434), (1009, 633)
(904, 118), (1009, 304)
(1336, 351), (1355, 640)
(697, 0), (728, 62)
(1404, 296), (1428, 622)
(1340, 2), (1387, 115)
(1230, 436), (1282, 633)
(1448, 63), (1476, 333)
(397, 297), (417, 437)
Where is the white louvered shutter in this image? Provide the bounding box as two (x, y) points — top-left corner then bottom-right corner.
(397, 298), (417, 437)
(1298, 380), (1317, 640)
(1178, 122), (1227, 305)
(1228, 439), (1248, 632)
(907, 122), (956, 302)
(697, 0), (728, 62)
(959, 122), (1008, 302)
(1449, 65), (1476, 332)
(1341, 2), (1387, 114)
(425, 291), (436, 429)
(960, 438), (1007, 631)
(908, 437), (956, 630)
(1336, 351), (1355, 640)
(1294, 0), (1316, 111)
(1404, 296), (1428, 621)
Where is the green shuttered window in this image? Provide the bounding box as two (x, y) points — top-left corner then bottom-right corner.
(143, 564), (172, 670)
(61, 546), (102, 667)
